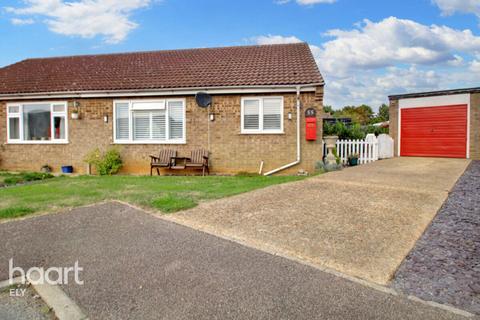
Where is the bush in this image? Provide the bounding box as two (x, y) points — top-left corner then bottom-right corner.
(323, 121), (389, 140)
(84, 147), (123, 175)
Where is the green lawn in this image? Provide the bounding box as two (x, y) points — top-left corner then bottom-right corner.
(0, 175), (304, 220)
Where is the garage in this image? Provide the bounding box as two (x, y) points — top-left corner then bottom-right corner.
(389, 88), (480, 160)
(400, 104), (467, 158)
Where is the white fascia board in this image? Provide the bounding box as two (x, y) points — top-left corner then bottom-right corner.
(0, 85), (321, 100)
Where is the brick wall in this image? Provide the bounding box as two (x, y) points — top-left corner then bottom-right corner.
(389, 99), (399, 156)
(471, 93), (480, 160)
(0, 87), (324, 175)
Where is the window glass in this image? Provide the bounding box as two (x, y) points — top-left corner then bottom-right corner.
(152, 111), (166, 140)
(263, 98), (282, 130)
(52, 104), (66, 113)
(23, 104), (51, 141)
(9, 118), (20, 140)
(133, 111), (150, 140)
(243, 99), (260, 130)
(54, 116), (66, 139)
(168, 101), (184, 140)
(115, 103), (130, 140)
(8, 106), (20, 114)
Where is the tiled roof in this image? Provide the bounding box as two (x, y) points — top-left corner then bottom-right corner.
(0, 43), (323, 95)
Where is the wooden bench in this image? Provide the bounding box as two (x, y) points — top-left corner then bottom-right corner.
(150, 149), (176, 176)
(170, 149), (210, 176)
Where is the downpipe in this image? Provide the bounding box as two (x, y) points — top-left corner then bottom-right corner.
(264, 85), (302, 176)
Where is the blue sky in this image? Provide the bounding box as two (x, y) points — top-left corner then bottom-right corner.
(1, 0), (479, 109)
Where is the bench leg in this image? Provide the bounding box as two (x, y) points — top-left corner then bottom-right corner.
(150, 166), (153, 176)
(156, 168), (160, 176)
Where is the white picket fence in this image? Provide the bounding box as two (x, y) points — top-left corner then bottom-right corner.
(323, 134), (390, 165)
(335, 139), (378, 165)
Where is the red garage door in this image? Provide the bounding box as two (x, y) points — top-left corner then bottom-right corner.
(400, 105), (467, 158)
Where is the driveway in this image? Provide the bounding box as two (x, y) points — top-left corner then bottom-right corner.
(166, 157), (470, 284)
(0, 203), (469, 319)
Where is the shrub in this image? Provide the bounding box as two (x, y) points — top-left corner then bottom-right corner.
(84, 147), (123, 175)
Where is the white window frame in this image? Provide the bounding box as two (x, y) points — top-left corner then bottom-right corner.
(113, 99), (186, 144)
(6, 101), (69, 144)
(241, 96), (284, 134)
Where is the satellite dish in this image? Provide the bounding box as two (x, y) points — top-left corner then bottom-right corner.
(195, 92), (212, 108)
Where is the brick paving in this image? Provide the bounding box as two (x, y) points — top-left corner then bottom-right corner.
(393, 161), (480, 314)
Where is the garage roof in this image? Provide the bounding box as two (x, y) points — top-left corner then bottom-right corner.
(0, 43), (324, 96)
(389, 87), (480, 100)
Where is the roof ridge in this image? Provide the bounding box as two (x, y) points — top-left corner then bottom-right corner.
(20, 42), (309, 62)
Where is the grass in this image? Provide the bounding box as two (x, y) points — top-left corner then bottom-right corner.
(0, 174), (305, 219)
(0, 171), (54, 186)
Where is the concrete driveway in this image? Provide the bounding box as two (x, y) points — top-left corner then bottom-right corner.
(0, 203), (469, 319)
(167, 157), (470, 284)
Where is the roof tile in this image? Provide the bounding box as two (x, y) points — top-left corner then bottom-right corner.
(0, 43), (323, 95)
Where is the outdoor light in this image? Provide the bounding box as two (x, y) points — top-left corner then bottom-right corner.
(209, 113), (215, 121)
(288, 112), (293, 120)
(104, 114), (109, 123)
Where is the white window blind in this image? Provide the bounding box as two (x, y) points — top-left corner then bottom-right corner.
(115, 103), (130, 140)
(133, 111), (151, 140)
(152, 111), (166, 140)
(168, 101), (184, 140)
(243, 99), (260, 130)
(242, 97), (283, 133)
(263, 98), (282, 131)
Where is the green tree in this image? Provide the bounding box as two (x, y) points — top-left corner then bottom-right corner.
(323, 105), (334, 115)
(378, 104), (389, 121)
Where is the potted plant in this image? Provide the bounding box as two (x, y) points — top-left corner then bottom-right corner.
(348, 153), (359, 166)
(71, 109), (79, 120)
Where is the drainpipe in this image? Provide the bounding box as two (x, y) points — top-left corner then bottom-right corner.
(264, 85), (302, 176)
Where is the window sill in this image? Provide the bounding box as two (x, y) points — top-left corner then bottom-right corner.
(240, 131), (285, 135)
(6, 141), (69, 145)
(113, 140), (187, 145)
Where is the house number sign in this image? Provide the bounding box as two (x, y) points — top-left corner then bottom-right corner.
(305, 108), (316, 118)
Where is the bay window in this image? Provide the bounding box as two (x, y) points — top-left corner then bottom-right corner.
(7, 102), (68, 143)
(241, 97), (283, 134)
(114, 99), (186, 144)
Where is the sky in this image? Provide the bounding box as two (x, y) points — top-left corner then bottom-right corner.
(1, 0), (480, 110)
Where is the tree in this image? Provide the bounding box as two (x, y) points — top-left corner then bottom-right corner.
(378, 104), (389, 121)
(323, 105), (334, 115)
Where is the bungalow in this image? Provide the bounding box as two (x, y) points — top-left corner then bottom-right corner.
(0, 43), (324, 175)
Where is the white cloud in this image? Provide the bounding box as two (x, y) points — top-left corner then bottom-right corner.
(5, 0), (153, 44)
(276, 0), (336, 5)
(10, 18), (34, 25)
(250, 35), (303, 45)
(432, 0), (480, 16)
(252, 17), (480, 109)
(316, 17), (480, 77)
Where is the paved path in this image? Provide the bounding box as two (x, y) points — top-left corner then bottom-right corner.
(0, 203), (469, 319)
(167, 157), (470, 284)
(393, 161), (480, 315)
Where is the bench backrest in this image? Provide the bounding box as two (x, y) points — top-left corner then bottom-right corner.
(159, 149), (176, 164)
(191, 149), (208, 164)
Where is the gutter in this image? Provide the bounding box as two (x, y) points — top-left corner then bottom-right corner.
(264, 85), (303, 176)
(0, 83), (324, 100)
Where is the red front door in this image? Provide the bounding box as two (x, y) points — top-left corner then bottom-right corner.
(400, 105), (467, 158)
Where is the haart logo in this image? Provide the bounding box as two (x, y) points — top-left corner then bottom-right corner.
(9, 259), (84, 286)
